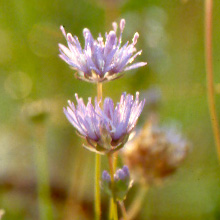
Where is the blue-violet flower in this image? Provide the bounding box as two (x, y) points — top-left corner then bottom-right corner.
(64, 92), (145, 154)
(59, 19), (147, 83)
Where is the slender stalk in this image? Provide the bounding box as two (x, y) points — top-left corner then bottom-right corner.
(118, 201), (128, 220)
(113, 152), (118, 171)
(109, 153), (118, 219)
(97, 82), (103, 102)
(127, 186), (148, 220)
(95, 154), (101, 220)
(205, 0), (220, 161)
(63, 142), (90, 220)
(113, 202), (118, 220)
(109, 195), (115, 220)
(108, 154), (118, 220)
(34, 123), (53, 220)
(95, 83), (102, 220)
(103, 5), (119, 220)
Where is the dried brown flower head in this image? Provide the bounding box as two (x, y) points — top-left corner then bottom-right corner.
(123, 121), (189, 186)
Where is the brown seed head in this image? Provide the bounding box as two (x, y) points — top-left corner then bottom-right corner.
(123, 121), (189, 186)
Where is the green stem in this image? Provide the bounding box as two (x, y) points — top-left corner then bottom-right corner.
(95, 83), (102, 220)
(34, 123), (53, 220)
(95, 154), (101, 220)
(109, 198), (114, 220)
(108, 154), (118, 220)
(109, 153), (118, 220)
(205, 0), (220, 161)
(127, 186), (148, 220)
(114, 202), (118, 220)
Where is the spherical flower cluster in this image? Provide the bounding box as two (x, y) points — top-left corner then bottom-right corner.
(64, 92), (145, 154)
(59, 19), (147, 83)
(123, 121), (189, 186)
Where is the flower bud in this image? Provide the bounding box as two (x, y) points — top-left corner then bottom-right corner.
(101, 166), (133, 201)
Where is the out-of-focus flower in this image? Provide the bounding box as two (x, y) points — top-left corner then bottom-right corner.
(21, 99), (51, 123)
(101, 166), (133, 201)
(21, 98), (65, 126)
(64, 92), (145, 154)
(123, 121), (189, 186)
(59, 19), (147, 83)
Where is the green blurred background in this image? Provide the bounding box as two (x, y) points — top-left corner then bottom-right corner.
(1, 0), (220, 219)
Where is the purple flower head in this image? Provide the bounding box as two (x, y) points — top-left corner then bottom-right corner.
(64, 92), (145, 154)
(59, 19), (147, 83)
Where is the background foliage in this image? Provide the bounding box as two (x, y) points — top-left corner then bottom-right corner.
(1, 0), (220, 219)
